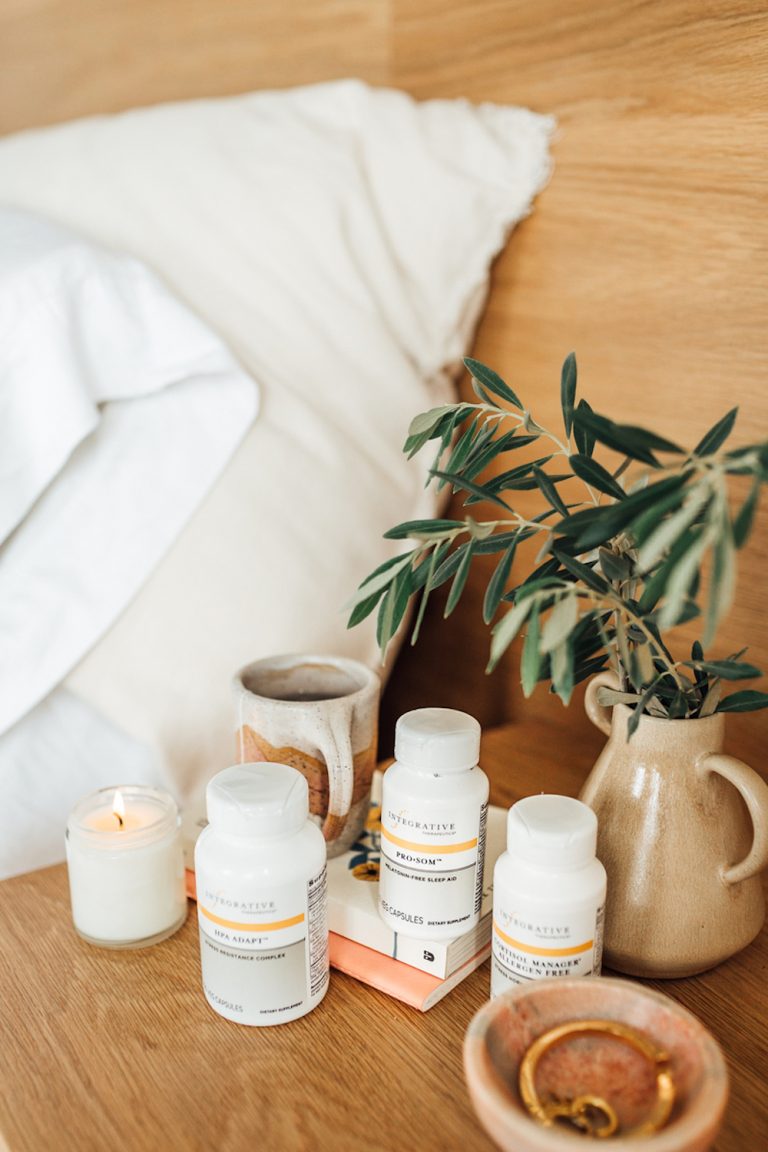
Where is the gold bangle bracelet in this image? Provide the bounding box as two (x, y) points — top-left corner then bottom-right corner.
(518, 1018), (676, 1140)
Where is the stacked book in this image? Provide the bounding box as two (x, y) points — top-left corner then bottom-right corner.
(182, 771), (504, 1011)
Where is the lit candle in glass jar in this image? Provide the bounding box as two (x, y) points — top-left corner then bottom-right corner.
(66, 785), (188, 948)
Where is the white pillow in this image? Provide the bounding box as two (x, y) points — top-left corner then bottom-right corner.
(0, 80), (553, 800)
(0, 208), (257, 735)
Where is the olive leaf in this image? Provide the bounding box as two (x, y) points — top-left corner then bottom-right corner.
(627, 681), (665, 738)
(733, 478), (761, 548)
(346, 550), (415, 612)
(431, 469), (513, 512)
(384, 519), (466, 540)
(403, 405), (458, 457)
(574, 399), (596, 458)
(441, 419), (482, 478)
(487, 597), (534, 672)
(657, 527), (714, 631)
(682, 659), (761, 680)
(597, 688), (643, 707)
(533, 466), (569, 518)
(694, 408), (738, 456)
(483, 539), (519, 625)
(521, 604), (542, 697)
(410, 540), (449, 645)
(569, 454), (626, 501)
(598, 548), (632, 583)
(705, 507), (736, 648)
(445, 541), (475, 618)
(561, 353), (577, 438)
(348, 589), (386, 630)
(698, 678), (723, 717)
(541, 593), (578, 655)
(376, 562), (413, 652)
(716, 690), (768, 713)
(551, 635), (575, 704)
(573, 409), (663, 467)
(464, 357), (523, 411)
(635, 485), (710, 573)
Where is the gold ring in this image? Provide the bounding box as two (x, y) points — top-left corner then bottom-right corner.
(518, 1018), (675, 1139)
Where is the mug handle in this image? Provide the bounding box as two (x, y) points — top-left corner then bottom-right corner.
(697, 753), (768, 885)
(584, 672), (619, 736)
(319, 705), (355, 844)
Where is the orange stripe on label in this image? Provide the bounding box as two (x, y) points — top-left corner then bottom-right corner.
(493, 921), (593, 957)
(381, 827), (478, 854)
(199, 906), (305, 932)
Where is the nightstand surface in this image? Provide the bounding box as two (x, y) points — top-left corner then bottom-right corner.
(1, 718), (766, 1152)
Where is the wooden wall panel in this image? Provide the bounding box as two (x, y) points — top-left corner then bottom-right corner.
(0, 0), (389, 132)
(385, 1), (768, 762)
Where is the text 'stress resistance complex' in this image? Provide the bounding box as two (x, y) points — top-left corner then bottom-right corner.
(379, 709), (489, 940)
(195, 762), (329, 1026)
(491, 794), (606, 995)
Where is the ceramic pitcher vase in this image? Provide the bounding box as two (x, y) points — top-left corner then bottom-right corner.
(580, 672), (768, 978)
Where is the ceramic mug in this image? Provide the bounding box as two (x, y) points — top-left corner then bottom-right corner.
(233, 654), (380, 857)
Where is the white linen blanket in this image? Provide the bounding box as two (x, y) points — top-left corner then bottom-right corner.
(0, 209), (259, 735)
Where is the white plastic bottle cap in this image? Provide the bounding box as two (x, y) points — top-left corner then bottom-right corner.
(507, 794), (598, 868)
(394, 708), (481, 775)
(206, 762), (309, 837)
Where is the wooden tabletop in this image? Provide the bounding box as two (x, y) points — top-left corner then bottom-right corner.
(0, 719), (766, 1152)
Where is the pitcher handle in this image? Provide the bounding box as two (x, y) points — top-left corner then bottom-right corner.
(698, 752), (768, 885)
(584, 673), (619, 737)
(319, 705), (355, 844)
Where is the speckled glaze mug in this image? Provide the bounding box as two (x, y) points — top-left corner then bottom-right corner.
(233, 654), (380, 857)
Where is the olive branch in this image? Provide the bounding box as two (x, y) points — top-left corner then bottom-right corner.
(347, 355), (768, 737)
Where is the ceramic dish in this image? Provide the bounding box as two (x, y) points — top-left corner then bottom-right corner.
(463, 977), (728, 1152)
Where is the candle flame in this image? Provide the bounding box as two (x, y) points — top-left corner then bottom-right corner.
(113, 789), (125, 828)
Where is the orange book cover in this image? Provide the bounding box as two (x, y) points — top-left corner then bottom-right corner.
(328, 933), (490, 1012)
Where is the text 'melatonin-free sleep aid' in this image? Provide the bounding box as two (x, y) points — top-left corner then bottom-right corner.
(378, 708), (489, 940)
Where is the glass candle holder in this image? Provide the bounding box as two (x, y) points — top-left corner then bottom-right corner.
(66, 785), (188, 949)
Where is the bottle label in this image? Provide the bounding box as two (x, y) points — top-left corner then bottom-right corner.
(491, 902), (605, 996)
(379, 800), (488, 933)
(196, 864), (328, 1022)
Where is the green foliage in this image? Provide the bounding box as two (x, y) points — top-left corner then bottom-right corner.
(347, 355), (768, 729)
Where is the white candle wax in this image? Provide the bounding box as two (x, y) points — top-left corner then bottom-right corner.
(66, 785), (188, 948)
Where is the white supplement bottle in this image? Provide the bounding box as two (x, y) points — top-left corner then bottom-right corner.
(195, 762), (329, 1026)
(491, 794), (606, 996)
(379, 708), (489, 940)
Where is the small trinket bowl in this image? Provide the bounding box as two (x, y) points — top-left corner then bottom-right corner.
(463, 977), (728, 1152)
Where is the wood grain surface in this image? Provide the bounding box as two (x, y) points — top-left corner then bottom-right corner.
(1, 720), (766, 1151)
(0, 0), (389, 133)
